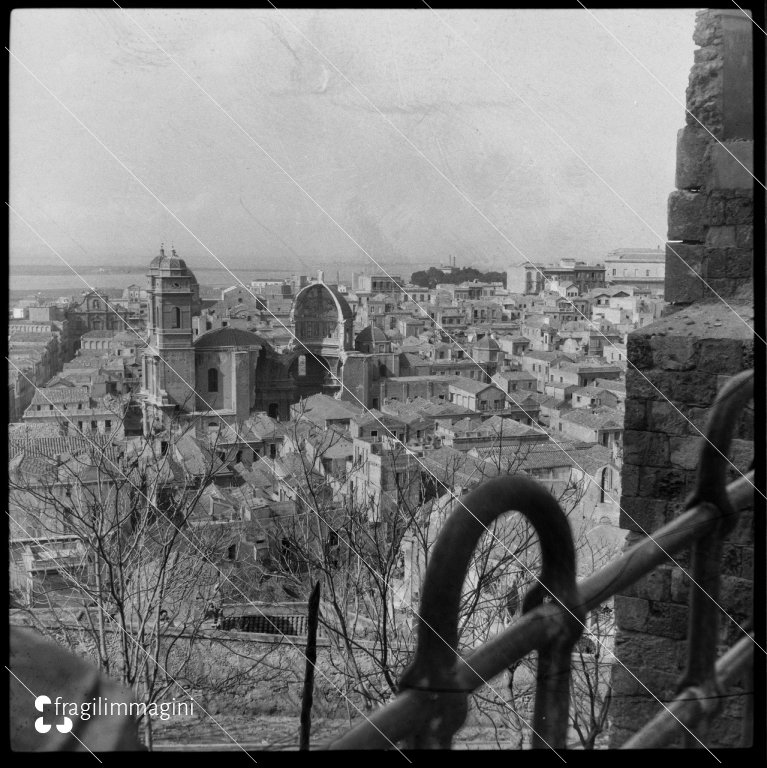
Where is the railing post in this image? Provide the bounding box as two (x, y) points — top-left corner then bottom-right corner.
(677, 371), (753, 746)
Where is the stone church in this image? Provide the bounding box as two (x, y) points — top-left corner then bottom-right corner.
(140, 248), (382, 436)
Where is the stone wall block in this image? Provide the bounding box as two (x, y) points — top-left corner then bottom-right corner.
(724, 195), (753, 225)
(619, 496), (669, 533)
(734, 225), (753, 248)
(686, 59), (723, 136)
(619, 567), (672, 603)
(675, 126), (710, 189)
(701, 277), (739, 301)
(695, 338), (743, 373)
(705, 225), (736, 247)
(626, 334), (654, 370)
(727, 438), (754, 475)
(727, 509), (753, 547)
(613, 595), (650, 632)
(623, 430), (670, 467)
(612, 631), (679, 672)
(625, 366), (669, 401)
(648, 400), (691, 436)
(738, 545), (753, 580)
(719, 575), (753, 617)
(669, 435), (704, 470)
(650, 334), (698, 371)
(665, 243), (705, 303)
(638, 466), (689, 499)
(668, 191), (706, 241)
(623, 398), (647, 430)
(721, 543), (741, 578)
(704, 191), (727, 225)
(724, 247), (752, 279)
(705, 140), (754, 189)
(741, 339), (754, 369)
(667, 371), (718, 406)
(620, 466), (639, 498)
(702, 246), (732, 278)
(646, 601), (690, 640)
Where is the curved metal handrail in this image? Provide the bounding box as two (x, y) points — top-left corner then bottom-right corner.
(396, 475), (583, 748)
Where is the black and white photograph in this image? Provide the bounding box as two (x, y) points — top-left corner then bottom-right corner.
(7, 4), (760, 755)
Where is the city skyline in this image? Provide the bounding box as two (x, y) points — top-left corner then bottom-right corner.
(11, 8), (696, 274)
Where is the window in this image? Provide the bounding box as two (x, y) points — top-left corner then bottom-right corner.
(646, 270), (650, 276)
(105, 420), (111, 431)
(370, 430), (378, 438)
(270, 443), (277, 459)
(91, 421), (97, 431)
(208, 368), (219, 392)
(172, 306), (181, 328)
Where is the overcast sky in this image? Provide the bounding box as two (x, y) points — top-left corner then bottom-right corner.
(9, 7), (698, 274)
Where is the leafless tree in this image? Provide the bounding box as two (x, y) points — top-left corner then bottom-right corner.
(8, 408), (271, 748)
(257, 415), (615, 746)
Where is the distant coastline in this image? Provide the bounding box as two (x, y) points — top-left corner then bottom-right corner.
(8, 259), (455, 298)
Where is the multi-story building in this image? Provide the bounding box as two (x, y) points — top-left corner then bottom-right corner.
(603, 247), (665, 295)
(507, 258), (606, 295)
(357, 274), (403, 295)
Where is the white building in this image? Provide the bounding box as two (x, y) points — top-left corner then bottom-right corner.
(603, 248), (665, 295)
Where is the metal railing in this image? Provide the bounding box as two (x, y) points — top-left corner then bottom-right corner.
(325, 370), (755, 749)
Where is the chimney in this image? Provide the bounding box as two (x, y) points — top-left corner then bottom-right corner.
(318, 269), (325, 283)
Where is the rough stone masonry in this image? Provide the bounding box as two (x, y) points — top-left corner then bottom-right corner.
(609, 9), (754, 748)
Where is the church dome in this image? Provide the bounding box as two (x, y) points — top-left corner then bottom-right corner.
(193, 327), (269, 350)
